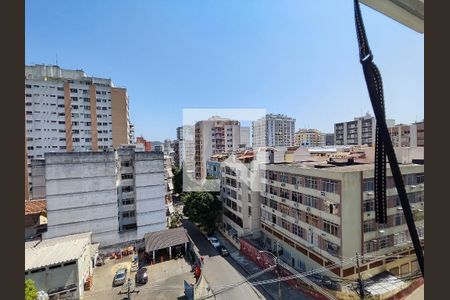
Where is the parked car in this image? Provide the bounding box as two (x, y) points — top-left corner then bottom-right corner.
(113, 268), (127, 286)
(218, 245), (229, 257)
(135, 267), (148, 285)
(95, 256), (105, 267)
(207, 237), (221, 248)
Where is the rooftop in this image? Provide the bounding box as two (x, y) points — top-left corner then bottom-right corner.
(25, 232), (92, 271)
(25, 199), (46, 216)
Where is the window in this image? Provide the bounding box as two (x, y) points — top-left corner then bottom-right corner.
(379, 236), (389, 249)
(248, 207), (252, 216)
(323, 220), (339, 236)
(57, 87), (64, 91)
(122, 186), (133, 193)
(72, 138), (80, 142)
(84, 98), (90, 102)
(25, 84), (32, 88)
(394, 213), (404, 226)
(70, 88), (78, 93)
(304, 194), (320, 209)
(72, 105), (78, 109)
(122, 198), (134, 205)
(323, 180), (337, 193)
(416, 174), (424, 184)
(122, 210), (136, 218)
(394, 232), (409, 246)
(304, 177), (318, 189)
(25, 93), (32, 97)
(363, 200), (374, 212)
(71, 97), (78, 101)
(363, 179), (374, 192)
(292, 224), (304, 238)
(363, 220), (375, 233)
(121, 174), (133, 180)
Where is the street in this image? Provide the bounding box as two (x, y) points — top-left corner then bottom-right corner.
(182, 219), (263, 300)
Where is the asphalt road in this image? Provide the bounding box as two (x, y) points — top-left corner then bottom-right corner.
(182, 219), (263, 300)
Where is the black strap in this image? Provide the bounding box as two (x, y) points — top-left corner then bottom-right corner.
(353, 0), (424, 277)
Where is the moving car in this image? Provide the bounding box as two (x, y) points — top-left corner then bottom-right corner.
(135, 267), (148, 285)
(207, 236), (221, 248)
(218, 245), (229, 257)
(113, 268), (127, 286)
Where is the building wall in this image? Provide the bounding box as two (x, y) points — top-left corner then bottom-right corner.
(31, 159), (46, 199)
(111, 87), (130, 148)
(195, 118), (240, 179)
(259, 162), (424, 279)
(42, 150), (166, 247)
(252, 114), (295, 147)
(239, 127), (251, 148)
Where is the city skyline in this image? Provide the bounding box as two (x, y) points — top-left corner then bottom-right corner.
(26, 0), (423, 141)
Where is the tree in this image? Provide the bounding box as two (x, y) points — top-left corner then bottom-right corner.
(173, 167), (183, 194)
(25, 279), (38, 300)
(182, 192), (222, 234)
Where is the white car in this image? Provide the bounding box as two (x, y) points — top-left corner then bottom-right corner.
(207, 237), (221, 248)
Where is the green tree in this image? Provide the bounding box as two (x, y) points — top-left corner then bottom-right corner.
(173, 167), (183, 194)
(182, 192), (222, 234)
(25, 279), (38, 300)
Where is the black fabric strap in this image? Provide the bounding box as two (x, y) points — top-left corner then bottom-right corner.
(353, 0), (424, 276)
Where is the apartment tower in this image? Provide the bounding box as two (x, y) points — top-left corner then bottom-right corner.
(25, 64), (131, 198)
(252, 114), (296, 147)
(194, 117), (240, 180)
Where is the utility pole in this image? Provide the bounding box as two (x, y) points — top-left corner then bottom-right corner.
(356, 253), (364, 299)
(118, 278), (139, 299)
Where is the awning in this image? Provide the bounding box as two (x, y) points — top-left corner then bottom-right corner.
(144, 228), (189, 253)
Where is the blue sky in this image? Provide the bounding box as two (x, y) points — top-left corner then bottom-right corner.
(26, 0), (424, 141)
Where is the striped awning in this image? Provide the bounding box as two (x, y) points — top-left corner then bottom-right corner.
(144, 228), (189, 252)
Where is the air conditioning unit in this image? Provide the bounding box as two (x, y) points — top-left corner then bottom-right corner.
(321, 191), (326, 196)
(367, 192), (374, 196)
(306, 207), (311, 212)
(294, 203), (299, 208)
(281, 183), (286, 187)
(411, 185), (416, 189)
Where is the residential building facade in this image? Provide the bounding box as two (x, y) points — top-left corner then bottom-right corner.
(40, 148), (166, 248)
(194, 117), (240, 180)
(388, 121), (425, 147)
(259, 160), (424, 280)
(334, 113), (395, 146)
(239, 126), (251, 148)
(294, 129), (325, 147)
(252, 114), (296, 147)
(25, 64), (131, 198)
(219, 150), (274, 245)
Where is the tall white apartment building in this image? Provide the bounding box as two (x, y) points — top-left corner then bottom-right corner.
(252, 114), (296, 148)
(194, 117), (240, 180)
(37, 147), (166, 248)
(25, 64), (131, 198)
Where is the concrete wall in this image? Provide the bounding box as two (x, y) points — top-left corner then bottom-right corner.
(340, 172), (363, 259)
(31, 159), (46, 199)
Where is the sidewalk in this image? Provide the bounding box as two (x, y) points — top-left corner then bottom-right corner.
(215, 232), (313, 300)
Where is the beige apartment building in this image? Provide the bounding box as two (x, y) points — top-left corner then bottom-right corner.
(25, 64), (131, 198)
(294, 129), (325, 147)
(194, 117), (240, 179)
(259, 160), (424, 280)
(388, 121), (424, 147)
(218, 150), (274, 246)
